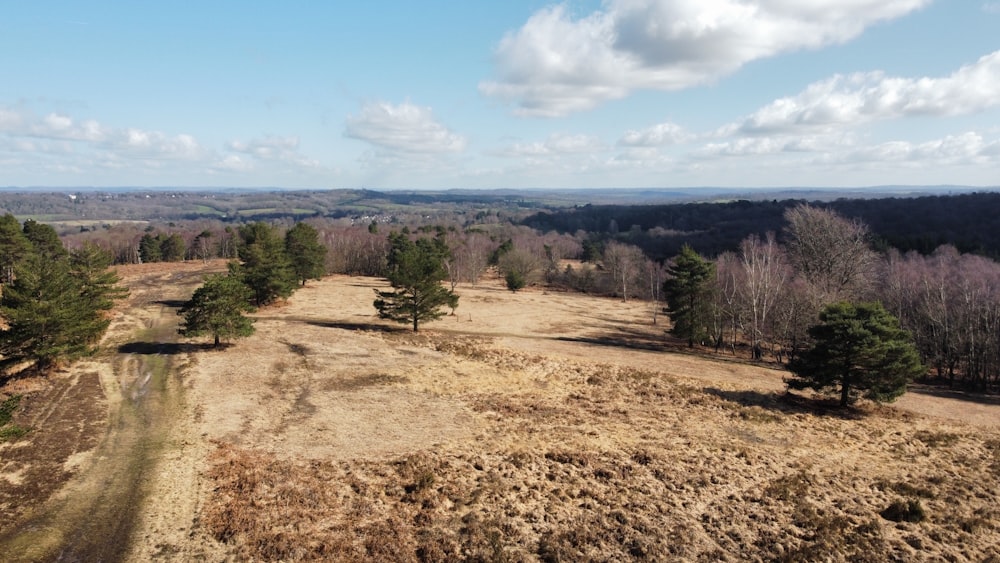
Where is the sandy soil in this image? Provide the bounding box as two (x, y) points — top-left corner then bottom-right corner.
(3, 266), (1000, 561)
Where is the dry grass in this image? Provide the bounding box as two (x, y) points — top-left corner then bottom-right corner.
(6, 267), (1000, 561)
(183, 275), (1000, 561)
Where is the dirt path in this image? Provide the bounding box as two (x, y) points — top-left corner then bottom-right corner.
(0, 262), (219, 562)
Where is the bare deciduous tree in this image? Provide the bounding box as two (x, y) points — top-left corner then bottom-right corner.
(602, 241), (645, 302)
(739, 232), (788, 360)
(784, 204), (875, 303)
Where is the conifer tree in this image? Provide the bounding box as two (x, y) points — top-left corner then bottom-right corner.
(284, 222), (327, 286)
(787, 302), (924, 407)
(235, 222), (295, 306)
(374, 232), (458, 332)
(178, 273), (256, 348)
(0, 224), (127, 371)
(663, 245), (715, 347)
(0, 214), (30, 284)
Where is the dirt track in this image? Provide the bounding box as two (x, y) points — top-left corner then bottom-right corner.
(0, 262), (222, 561)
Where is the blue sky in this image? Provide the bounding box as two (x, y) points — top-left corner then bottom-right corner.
(1, 1), (999, 190)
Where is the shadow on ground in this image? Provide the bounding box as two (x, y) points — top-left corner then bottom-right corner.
(703, 387), (868, 419)
(908, 383), (1000, 406)
(117, 341), (227, 355)
(303, 320), (407, 333)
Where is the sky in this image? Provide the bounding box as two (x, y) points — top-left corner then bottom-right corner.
(1, 1), (999, 190)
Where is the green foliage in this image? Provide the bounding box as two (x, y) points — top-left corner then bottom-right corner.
(284, 222), (327, 286)
(505, 270), (526, 292)
(139, 233), (163, 262)
(70, 243), (130, 344)
(489, 238), (513, 266)
(178, 273), (256, 347)
(0, 394), (20, 426)
(22, 218), (67, 260)
(373, 232), (458, 332)
(140, 232), (187, 263)
(0, 213), (30, 284)
(236, 222), (296, 306)
(0, 222), (127, 371)
(663, 245), (715, 347)
(787, 302), (925, 407)
(0, 395), (29, 442)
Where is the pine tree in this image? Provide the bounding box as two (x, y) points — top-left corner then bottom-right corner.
(70, 243), (130, 344)
(235, 222), (295, 306)
(374, 232), (458, 332)
(663, 245), (715, 347)
(178, 274), (256, 348)
(0, 214), (30, 284)
(284, 222), (327, 286)
(1, 225), (127, 371)
(787, 302), (925, 407)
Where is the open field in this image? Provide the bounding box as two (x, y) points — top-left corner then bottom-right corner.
(2, 263), (1000, 561)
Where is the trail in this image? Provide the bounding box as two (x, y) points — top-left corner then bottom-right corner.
(0, 265), (210, 562)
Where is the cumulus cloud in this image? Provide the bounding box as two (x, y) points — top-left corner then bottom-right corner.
(344, 101), (466, 154)
(481, 0), (930, 116)
(619, 121), (689, 146)
(839, 132), (996, 165)
(0, 104), (208, 161)
(735, 51), (1000, 134)
(496, 133), (605, 157)
(228, 135), (319, 168)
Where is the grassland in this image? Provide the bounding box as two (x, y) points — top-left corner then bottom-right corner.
(2, 263), (999, 561)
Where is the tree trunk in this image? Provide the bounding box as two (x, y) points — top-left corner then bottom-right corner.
(840, 371), (851, 407)
(214, 334), (220, 348)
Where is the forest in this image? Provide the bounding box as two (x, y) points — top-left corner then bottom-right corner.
(2, 188), (1000, 393)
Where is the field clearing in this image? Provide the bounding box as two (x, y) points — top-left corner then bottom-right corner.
(3, 265), (1000, 561)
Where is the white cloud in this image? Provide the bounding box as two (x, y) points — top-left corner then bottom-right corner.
(0, 104), (208, 161)
(984, 3), (1000, 14)
(619, 121), (689, 146)
(481, 0), (930, 116)
(736, 51), (1000, 134)
(344, 101), (466, 154)
(496, 133), (605, 157)
(839, 132), (996, 165)
(228, 135), (319, 168)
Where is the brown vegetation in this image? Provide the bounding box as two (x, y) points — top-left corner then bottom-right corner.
(3, 266), (1000, 561)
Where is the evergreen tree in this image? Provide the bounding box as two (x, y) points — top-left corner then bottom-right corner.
(0, 214), (30, 284)
(787, 302), (925, 407)
(22, 219), (67, 260)
(139, 233), (163, 263)
(235, 222), (295, 306)
(663, 245), (715, 347)
(70, 243), (129, 344)
(374, 232), (458, 332)
(284, 222), (327, 286)
(178, 273), (256, 348)
(160, 233), (187, 262)
(0, 226), (126, 371)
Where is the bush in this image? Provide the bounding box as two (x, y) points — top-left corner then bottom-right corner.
(881, 499), (926, 523)
(505, 270), (526, 292)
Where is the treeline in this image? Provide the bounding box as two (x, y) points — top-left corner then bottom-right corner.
(25, 191), (1000, 392)
(659, 204), (1000, 392)
(0, 214), (127, 373)
(523, 192), (1000, 261)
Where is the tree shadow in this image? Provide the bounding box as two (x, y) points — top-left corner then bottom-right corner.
(908, 384), (1000, 407)
(303, 320), (407, 333)
(154, 299), (188, 309)
(117, 341), (227, 355)
(703, 387), (868, 420)
(555, 325), (669, 352)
